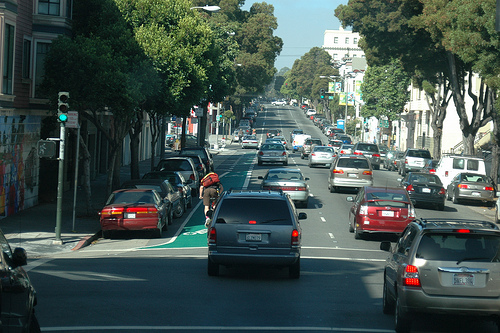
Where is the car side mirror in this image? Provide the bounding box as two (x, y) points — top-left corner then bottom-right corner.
(380, 241), (392, 252)
(346, 196), (354, 202)
(298, 212), (307, 220)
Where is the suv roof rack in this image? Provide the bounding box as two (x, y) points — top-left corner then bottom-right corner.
(226, 188), (285, 195)
(414, 218), (499, 230)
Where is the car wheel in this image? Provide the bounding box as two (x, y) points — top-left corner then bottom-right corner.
(354, 224), (362, 239)
(29, 312), (41, 333)
(154, 225), (163, 238)
(437, 202), (445, 211)
(382, 275), (395, 314)
(348, 221), (354, 233)
(452, 192), (459, 204)
(496, 208), (499, 224)
(174, 199), (185, 218)
(102, 230), (111, 239)
(446, 189), (451, 200)
(289, 257), (300, 279)
(162, 216), (168, 231)
(329, 183), (335, 193)
(168, 208), (174, 225)
(207, 257), (219, 276)
(395, 294), (411, 333)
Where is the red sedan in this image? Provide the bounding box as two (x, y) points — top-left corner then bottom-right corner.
(99, 189), (168, 238)
(346, 186), (415, 239)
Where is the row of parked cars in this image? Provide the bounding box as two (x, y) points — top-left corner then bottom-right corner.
(99, 146), (215, 238)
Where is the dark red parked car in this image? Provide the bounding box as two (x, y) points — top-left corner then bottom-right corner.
(346, 186), (415, 239)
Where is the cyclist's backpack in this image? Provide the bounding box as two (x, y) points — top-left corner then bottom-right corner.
(201, 172), (220, 188)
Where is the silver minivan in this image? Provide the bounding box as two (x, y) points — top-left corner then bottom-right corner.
(328, 155), (373, 193)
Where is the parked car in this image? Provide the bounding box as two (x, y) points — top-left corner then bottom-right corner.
(352, 142), (381, 170)
(0, 227), (40, 331)
(393, 150), (406, 172)
(399, 148), (432, 176)
(241, 135), (259, 149)
(421, 159), (439, 174)
(206, 189), (307, 278)
(141, 171), (192, 217)
(300, 137), (323, 159)
(378, 145), (389, 166)
(306, 109), (317, 116)
(156, 156), (200, 188)
(257, 143), (288, 166)
(175, 154), (206, 181)
(435, 154), (487, 189)
(346, 186), (415, 239)
(266, 129), (281, 138)
(258, 168), (310, 208)
(328, 155), (373, 193)
(329, 128), (345, 139)
(179, 146), (214, 173)
(271, 100), (286, 106)
(380, 218), (500, 333)
(99, 189), (168, 238)
(292, 133), (311, 152)
(309, 145), (335, 168)
(120, 179), (177, 224)
(399, 172), (446, 210)
(446, 172), (496, 206)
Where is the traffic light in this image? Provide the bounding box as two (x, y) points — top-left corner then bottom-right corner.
(57, 92), (69, 122)
(320, 89), (325, 99)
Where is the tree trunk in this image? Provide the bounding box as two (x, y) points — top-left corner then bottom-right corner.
(491, 143), (499, 186)
(78, 136), (94, 215)
(129, 112), (143, 180)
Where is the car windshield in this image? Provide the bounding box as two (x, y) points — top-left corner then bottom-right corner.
(314, 146), (334, 153)
(356, 144), (378, 152)
(416, 233), (500, 263)
(337, 158), (369, 169)
(409, 174), (442, 185)
(261, 144), (285, 150)
(215, 198), (292, 225)
(266, 170), (303, 180)
(408, 150), (431, 158)
(462, 174), (489, 183)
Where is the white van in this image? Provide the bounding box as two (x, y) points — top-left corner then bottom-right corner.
(292, 134), (311, 152)
(435, 155), (486, 188)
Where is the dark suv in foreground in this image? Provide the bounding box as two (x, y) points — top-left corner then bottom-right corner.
(381, 218), (500, 333)
(206, 190), (307, 278)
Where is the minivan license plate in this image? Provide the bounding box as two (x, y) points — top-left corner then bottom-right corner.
(453, 273), (474, 286)
(246, 233), (262, 241)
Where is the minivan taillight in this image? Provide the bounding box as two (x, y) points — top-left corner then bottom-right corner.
(403, 265), (421, 287)
(291, 229), (300, 245)
(208, 227), (217, 245)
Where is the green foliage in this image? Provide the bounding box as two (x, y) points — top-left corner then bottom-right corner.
(361, 59), (410, 121)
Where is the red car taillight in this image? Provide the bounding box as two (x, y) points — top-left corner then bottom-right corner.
(429, 169), (436, 174)
(282, 151), (287, 156)
(359, 204), (368, 215)
(332, 169), (344, 174)
(311, 153), (316, 156)
(353, 151), (363, 155)
(208, 227), (217, 244)
(403, 265), (421, 287)
(406, 184), (415, 192)
(100, 207), (124, 218)
(373, 153), (380, 158)
(485, 186), (495, 191)
(458, 184), (469, 189)
(362, 170), (372, 175)
(258, 151), (264, 156)
(291, 229), (300, 245)
(438, 187), (446, 195)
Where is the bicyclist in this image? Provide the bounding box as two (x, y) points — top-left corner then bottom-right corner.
(199, 180), (223, 226)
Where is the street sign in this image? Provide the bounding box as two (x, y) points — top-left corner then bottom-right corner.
(37, 140), (57, 158)
(380, 119), (389, 128)
(66, 111), (79, 128)
(337, 119), (345, 130)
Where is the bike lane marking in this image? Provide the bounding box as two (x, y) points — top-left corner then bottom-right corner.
(143, 153), (255, 249)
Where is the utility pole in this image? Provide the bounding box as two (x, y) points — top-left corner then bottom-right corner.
(54, 92), (69, 244)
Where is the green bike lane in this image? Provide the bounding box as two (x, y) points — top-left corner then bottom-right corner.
(144, 150), (256, 249)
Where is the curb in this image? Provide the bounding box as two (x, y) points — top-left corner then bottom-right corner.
(72, 231), (101, 251)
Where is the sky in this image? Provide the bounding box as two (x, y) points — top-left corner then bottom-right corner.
(242, 0), (348, 71)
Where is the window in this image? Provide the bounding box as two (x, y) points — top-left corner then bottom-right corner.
(452, 158), (465, 170)
(34, 42), (50, 98)
(23, 39), (32, 79)
(467, 159), (479, 171)
(353, 38), (358, 44)
(2, 24), (15, 94)
(334, 37), (338, 44)
(345, 37), (349, 44)
(38, 0), (61, 16)
(216, 198), (292, 225)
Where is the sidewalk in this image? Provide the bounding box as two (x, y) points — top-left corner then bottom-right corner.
(0, 147), (223, 258)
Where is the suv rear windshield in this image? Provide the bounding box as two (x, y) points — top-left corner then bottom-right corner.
(307, 139), (322, 145)
(408, 150), (431, 158)
(416, 233), (500, 262)
(215, 198), (292, 225)
(356, 144), (378, 152)
(337, 158), (369, 169)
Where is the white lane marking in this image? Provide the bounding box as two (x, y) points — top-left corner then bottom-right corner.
(320, 217), (326, 223)
(302, 246), (383, 252)
(328, 233), (335, 239)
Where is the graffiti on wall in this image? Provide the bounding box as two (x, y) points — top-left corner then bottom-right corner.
(0, 115), (40, 217)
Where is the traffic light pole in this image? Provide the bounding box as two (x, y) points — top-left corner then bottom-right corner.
(54, 122), (65, 245)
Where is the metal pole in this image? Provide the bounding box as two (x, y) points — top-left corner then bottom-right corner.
(54, 123), (65, 244)
(72, 125), (80, 232)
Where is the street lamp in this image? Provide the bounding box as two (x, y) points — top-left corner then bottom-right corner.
(190, 5), (221, 12)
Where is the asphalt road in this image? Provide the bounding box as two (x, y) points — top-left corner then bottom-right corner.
(27, 104), (499, 332)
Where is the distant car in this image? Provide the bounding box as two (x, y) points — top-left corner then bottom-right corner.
(179, 146), (214, 173)
(328, 139), (343, 153)
(292, 133), (311, 152)
(259, 168), (310, 208)
(421, 159), (439, 174)
(99, 189), (168, 238)
(241, 135), (259, 149)
(266, 129), (281, 138)
(446, 172), (496, 206)
(338, 143), (353, 155)
(273, 135), (288, 148)
(399, 172), (446, 210)
(346, 186), (415, 239)
(0, 228), (40, 331)
(381, 218), (500, 333)
(300, 137), (323, 159)
(337, 134), (352, 144)
(155, 157), (199, 188)
(328, 155), (373, 193)
(290, 128), (304, 142)
(257, 143), (288, 166)
(352, 142), (381, 170)
(206, 190), (307, 278)
(399, 148), (432, 176)
(329, 128), (345, 138)
(384, 150), (399, 170)
(309, 145), (335, 168)
(271, 100), (286, 106)
(378, 145), (389, 165)
(306, 109), (317, 116)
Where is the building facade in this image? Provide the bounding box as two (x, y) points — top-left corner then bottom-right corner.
(323, 27), (364, 63)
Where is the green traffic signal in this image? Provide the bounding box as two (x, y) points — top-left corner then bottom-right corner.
(58, 113), (68, 122)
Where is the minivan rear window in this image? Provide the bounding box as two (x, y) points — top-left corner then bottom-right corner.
(416, 233), (500, 262)
(337, 158), (369, 169)
(408, 150), (431, 158)
(215, 198), (292, 225)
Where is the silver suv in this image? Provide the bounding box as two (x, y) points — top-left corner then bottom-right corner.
(206, 190), (307, 278)
(328, 155), (373, 192)
(381, 218), (500, 333)
(352, 142), (381, 169)
(399, 148), (431, 176)
(301, 138), (323, 159)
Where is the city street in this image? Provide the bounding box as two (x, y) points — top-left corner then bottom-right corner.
(27, 105), (498, 332)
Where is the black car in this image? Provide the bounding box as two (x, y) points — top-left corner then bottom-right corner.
(0, 228), (40, 331)
(206, 189), (307, 278)
(399, 172), (446, 210)
(120, 179), (177, 224)
(178, 146), (214, 173)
